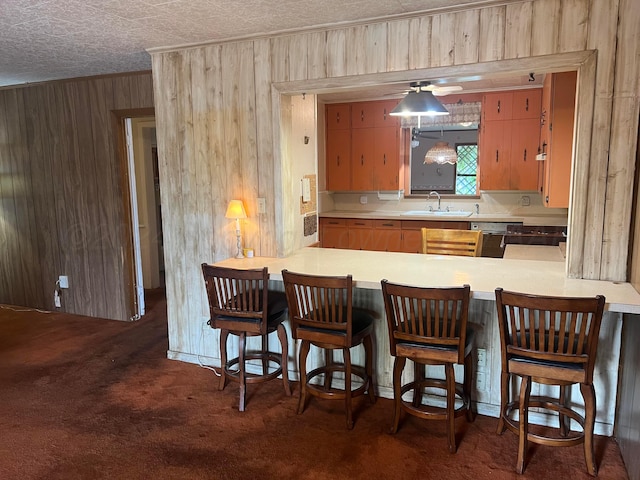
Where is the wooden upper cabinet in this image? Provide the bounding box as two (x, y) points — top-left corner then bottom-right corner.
(351, 100), (399, 128)
(326, 104), (350, 130)
(510, 118), (541, 191)
(542, 71), (577, 208)
(373, 127), (400, 191)
(479, 88), (542, 191)
(325, 99), (401, 192)
(483, 92), (513, 121)
(351, 128), (375, 191)
(326, 128), (351, 191)
(479, 120), (512, 190)
(512, 89), (542, 119)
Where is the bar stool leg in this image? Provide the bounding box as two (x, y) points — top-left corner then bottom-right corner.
(497, 371), (509, 434)
(559, 384), (571, 437)
(517, 375), (531, 474)
(219, 329), (230, 391)
(445, 363), (457, 453)
(364, 334), (376, 403)
(297, 340), (310, 414)
(390, 356), (406, 434)
(581, 382), (598, 476)
(277, 323), (291, 396)
(324, 349), (333, 390)
(344, 347), (354, 430)
(238, 332), (247, 412)
(464, 352), (476, 422)
(413, 362), (425, 407)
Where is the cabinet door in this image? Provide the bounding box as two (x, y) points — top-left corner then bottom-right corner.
(372, 220), (402, 252)
(351, 129), (375, 191)
(326, 104), (350, 130)
(543, 71), (576, 208)
(326, 129), (351, 191)
(510, 118), (540, 190)
(373, 127), (399, 190)
(374, 100), (400, 127)
(512, 89), (542, 119)
(479, 120), (511, 190)
(347, 220), (374, 250)
(351, 102), (377, 128)
(401, 229), (423, 253)
(483, 92), (513, 121)
(321, 220), (349, 249)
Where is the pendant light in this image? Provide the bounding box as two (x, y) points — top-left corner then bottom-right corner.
(390, 81), (449, 117)
(424, 141), (458, 164)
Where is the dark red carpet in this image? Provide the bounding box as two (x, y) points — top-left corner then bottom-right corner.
(0, 289), (628, 479)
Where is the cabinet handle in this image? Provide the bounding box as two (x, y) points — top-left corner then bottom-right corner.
(337, 155), (340, 166)
(361, 110), (364, 122)
(496, 150), (499, 162)
(336, 112), (340, 123)
(383, 153), (386, 165)
(382, 223), (394, 227)
(497, 100), (501, 113)
(355, 222), (365, 225)
(361, 154), (364, 165)
(383, 108), (387, 120)
(525, 98), (529, 111)
(524, 148), (527, 161)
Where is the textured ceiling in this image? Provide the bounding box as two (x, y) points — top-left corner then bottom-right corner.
(0, 0), (508, 88)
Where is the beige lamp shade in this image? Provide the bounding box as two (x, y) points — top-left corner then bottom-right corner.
(424, 142), (458, 165)
(225, 199), (247, 219)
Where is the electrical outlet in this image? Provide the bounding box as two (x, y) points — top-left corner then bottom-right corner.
(476, 371), (487, 391)
(477, 348), (487, 368)
(257, 198), (266, 214)
(521, 195), (531, 207)
(58, 275), (69, 289)
(360, 195), (368, 205)
(54, 290), (61, 308)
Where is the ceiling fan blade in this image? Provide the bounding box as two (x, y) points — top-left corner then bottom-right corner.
(432, 85), (463, 96)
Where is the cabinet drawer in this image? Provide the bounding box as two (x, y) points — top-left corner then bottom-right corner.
(320, 218), (346, 226)
(347, 219), (373, 228)
(374, 219), (401, 229)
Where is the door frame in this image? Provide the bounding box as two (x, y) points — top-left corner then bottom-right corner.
(112, 107), (155, 320)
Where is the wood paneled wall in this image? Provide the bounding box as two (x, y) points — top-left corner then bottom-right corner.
(0, 72), (154, 320)
(150, 0), (640, 358)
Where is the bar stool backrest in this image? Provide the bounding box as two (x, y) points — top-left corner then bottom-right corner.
(495, 288), (605, 382)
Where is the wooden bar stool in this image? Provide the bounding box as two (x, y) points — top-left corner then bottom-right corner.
(421, 228), (483, 257)
(381, 280), (475, 453)
(201, 264), (291, 411)
(282, 269), (376, 429)
(495, 288), (605, 475)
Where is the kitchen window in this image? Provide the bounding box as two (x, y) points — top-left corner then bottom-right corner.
(408, 127), (479, 196)
(455, 143), (478, 195)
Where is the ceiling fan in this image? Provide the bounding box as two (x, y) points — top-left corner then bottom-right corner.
(389, 80), (463, 97)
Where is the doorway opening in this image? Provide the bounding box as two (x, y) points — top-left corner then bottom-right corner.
(124, 115), (165, 319)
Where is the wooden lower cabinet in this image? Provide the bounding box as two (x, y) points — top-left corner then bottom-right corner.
(372, 220), (402, 252)
(347, 219), (374, 250)
(320, 217), (470, 253)
(320, 218), (349, 248)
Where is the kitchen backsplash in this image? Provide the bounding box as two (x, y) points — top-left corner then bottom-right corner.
(319, 190), (568, 217)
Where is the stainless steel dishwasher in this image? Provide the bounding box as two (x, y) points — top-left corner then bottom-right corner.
(470, 222), (522, 258)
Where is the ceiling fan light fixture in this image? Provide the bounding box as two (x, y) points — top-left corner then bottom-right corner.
(424, 141), (458, 164)
(390, 81), (450, 117)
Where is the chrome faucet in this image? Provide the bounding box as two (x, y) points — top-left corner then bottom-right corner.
(427, 191), (441, 211)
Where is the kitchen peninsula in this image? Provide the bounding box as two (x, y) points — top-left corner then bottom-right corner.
(212, 247), (640, 436)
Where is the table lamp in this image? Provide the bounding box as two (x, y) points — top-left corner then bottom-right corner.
(225, 199), (247, 259)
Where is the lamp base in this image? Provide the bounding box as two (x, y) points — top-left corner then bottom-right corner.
(235, 232), (244, 259)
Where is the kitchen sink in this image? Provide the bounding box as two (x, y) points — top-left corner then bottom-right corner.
(401, 210), (473, 217)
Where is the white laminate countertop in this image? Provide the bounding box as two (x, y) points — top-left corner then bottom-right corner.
(319, 210), (568, 226)
(503, 244), (565, 262)
(214, 247), (640, 314)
